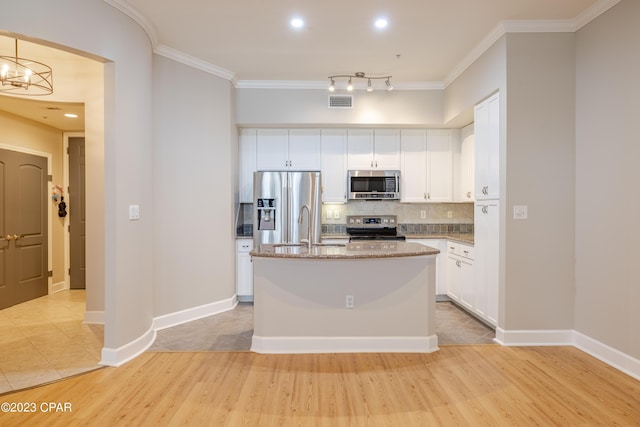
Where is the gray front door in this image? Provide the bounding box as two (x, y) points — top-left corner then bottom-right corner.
(68, 137), (86, 289)
(0, 148), (48, 310)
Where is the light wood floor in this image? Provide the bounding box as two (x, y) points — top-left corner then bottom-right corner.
(2, 346), (639, 426)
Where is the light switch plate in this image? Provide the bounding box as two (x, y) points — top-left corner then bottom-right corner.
(129, 204), (140, 220)
(513, 205), (528, 220)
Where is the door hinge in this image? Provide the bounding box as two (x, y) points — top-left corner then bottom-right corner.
(68, 225), (71, 232)
(48, 174), (53, 182)
(48, 270), (53, 277)
(68, 268), (71, 275)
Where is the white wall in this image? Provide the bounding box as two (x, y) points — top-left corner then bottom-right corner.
(575, 0), (640, 359)
(1, 0), (155, 358)
(152, 55), (235, 316)
(236, 88), (444, 126)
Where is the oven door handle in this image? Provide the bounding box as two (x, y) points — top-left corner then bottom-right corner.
(395, 172), (399, 195)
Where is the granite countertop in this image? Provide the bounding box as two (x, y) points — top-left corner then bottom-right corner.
(250, 241), (440, 259)
(240, 233), (475, 244)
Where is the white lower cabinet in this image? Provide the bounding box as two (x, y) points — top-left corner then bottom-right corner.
(236, 240), (253, 302)
(446, 241), (474, 310)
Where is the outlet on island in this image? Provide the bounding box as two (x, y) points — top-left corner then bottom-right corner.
(420, 210), (426, 219)
(345, 294), (354, 309)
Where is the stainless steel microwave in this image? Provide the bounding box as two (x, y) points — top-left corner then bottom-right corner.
(347, 170), (400, 200)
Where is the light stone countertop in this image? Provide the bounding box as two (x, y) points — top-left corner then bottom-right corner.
(250, 241), (439, 259)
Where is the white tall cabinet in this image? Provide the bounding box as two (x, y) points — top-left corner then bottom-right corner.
(454, 124), (475, 202)
(473, 92), (500, 327)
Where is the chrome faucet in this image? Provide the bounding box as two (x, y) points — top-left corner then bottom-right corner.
(297, 204), (312, 249)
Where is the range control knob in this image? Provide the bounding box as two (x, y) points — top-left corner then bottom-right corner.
(390, 218), (395, 224)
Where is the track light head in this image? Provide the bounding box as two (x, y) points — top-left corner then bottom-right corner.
(346, 78), (353, 92)
(385, 78), (393, 91)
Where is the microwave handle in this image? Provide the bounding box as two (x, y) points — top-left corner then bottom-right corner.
(395, 172), (399, 194)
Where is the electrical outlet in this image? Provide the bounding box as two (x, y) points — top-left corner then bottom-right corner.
(447, 211), (453, 219)
(345, 295), (354, 308)
(333, 210), (340, 219)
(420, 210), (426, 219)
(513, 205), (528, 220)
(326, 210), (333, 220)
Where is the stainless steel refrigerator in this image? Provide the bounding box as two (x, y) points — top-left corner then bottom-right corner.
(253, 171), (322, 245)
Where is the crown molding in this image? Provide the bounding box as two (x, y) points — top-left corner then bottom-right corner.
(574, 0), (622, 30)
(102, 0), (158, 47)
(154, 44), (236, 81)
(443, 0), (620, 88)
(502, 19), (576, 33)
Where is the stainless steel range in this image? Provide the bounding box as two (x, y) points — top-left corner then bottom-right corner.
(346, 215), (406, 241)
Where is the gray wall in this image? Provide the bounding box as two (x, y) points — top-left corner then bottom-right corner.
(575, 0), (640, 359)
(236, 88), (444, 127)
(504, 33), (576, 330)
(152, 55), (236, 316)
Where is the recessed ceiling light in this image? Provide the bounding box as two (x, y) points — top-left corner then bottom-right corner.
(64, 113), (78, 118)
(290, 18), (304, 29)
(374, 18), (388, 29)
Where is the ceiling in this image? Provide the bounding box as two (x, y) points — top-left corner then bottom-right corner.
(124, 0), (601, 82)
(1, 0), (610, 130)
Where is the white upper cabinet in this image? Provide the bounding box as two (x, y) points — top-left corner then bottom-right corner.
(288, 129), (321, 170)
(239, 129), (257, 203)
(474, 92), (500, 200)
(426, 129), (454, 202)
(454, 124), (475, 202)
(373, 129), (401, 169)
(400, 129), (428, 203)
(400, 129), (453, 203)
(256, 129), (321, 171)
(347, 129), (400, 170)
(320, 129), (348, 203)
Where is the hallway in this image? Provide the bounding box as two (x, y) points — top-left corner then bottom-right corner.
(0, 290), (103, 393)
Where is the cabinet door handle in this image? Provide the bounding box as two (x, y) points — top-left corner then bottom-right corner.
(467, 192), (471, 199)
(424, 193), (427, 200)
(456, 260), (461, 267)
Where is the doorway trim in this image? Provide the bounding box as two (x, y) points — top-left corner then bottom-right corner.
(0, 143), (53, 293)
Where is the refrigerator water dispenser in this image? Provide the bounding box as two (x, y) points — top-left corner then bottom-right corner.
(256, 198), (276, 231)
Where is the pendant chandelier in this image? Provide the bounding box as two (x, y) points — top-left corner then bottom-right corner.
(328, 72), (393, 92)
(0, 39), (53, 96)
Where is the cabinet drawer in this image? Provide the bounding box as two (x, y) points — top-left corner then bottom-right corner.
(236, 240), (254, 252)
(447, 241), (474, 260)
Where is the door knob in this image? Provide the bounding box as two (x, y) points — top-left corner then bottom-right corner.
(13, 234), (22, 240)
(4, 235), (13, 241)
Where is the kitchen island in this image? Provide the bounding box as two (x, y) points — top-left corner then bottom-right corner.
(250, 241), (440, 354)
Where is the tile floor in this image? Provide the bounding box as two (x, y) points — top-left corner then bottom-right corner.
(0, 290), (103, 394)
(2, 295), (494, 393)
(149, 300), (496, 352)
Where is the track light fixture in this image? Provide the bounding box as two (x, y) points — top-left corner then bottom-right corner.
(327, 72), (393, 92)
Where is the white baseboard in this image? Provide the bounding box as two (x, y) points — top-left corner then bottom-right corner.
(153, 295), (238, 331)
(251, 335), (439, 354)
(84, 311), (105, 324)
(494, 327), (574, 346)
(574, 331), (640, 381)
(495, 327), (640, 381)
(49, 281), (67, 294)
(100, 326), (156, 367)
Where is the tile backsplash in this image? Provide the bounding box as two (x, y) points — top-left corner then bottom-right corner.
(237, 200), (474, 237)
(321, 200), (474, 225)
